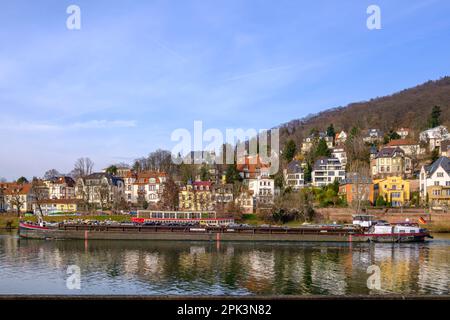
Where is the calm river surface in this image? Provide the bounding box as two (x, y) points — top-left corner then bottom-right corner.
(0, 230), (449, 295)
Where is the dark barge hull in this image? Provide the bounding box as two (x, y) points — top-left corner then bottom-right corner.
(18, 224), (430, 243)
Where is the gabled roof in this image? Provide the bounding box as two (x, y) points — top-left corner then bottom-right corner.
(420, 125), (449, 139)
(236, 155), (270, 174)
(286, 160), (304, 174)
(341, 173), (372, 185)
(2, 183), (32, 195)
(313, 157), (342, 170)
(50, 176), (75, 186)
(375, 147), (405, 158)
(84, 173), (124, 186)
(424, 156), (450, 176)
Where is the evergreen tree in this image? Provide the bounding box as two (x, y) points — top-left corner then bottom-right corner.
(303, 163), (312, 183)
(16, 176), (28, 184)
(376, 195), (386, 207)
(283, 139), (297, 162)
(315, 138), (331, 158)
(105, 165), (118, 175)
(326, 124), (336, 138)
(199, 165), (210, 181)
(429, 105), (441, 128)
(225, 164), (242, 184)
(274, 173), (284, 189)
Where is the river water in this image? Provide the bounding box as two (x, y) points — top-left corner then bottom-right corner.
(0, 230), (449, 296)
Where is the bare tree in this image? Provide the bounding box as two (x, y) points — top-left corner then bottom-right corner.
(43, 169), (61, 180)
(72, 157), (94, 179)
(97, 181), (110, 211)
(9, 190), (25, 217)
(76, 179), (93, 213)
(409, 144), (422, 175)
(159, 177), (179, 210)
(30, 179), (49, 222)
(133, 149), (178, 175)
(112, 187), (128, 213)
(347, 160), (371, 214)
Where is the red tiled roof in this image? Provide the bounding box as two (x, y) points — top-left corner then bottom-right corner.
(193, 181), (212, 187)
(236, 155), (270, 173)
(125, 170), (167, 179)
(2, 183), (32, 195)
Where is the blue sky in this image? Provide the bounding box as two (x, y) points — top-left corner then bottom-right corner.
(1, 0), (450, 180)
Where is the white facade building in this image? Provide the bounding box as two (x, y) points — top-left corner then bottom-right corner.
(312, 157), (346, 187)
(420, 126), (449, 151)
(419, 156), (450, 202)
(44, 176), (76, 200)
(124, 171), (167, 204)
(283, 160), (305, 190)
(331, 147), (347, 166)
(248, 177), (275, 205)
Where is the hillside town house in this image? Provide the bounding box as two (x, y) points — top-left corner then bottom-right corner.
(44, 176), (76, 199)
(283, 160), (305, 190)
(237, 155), (275, 205)
(76, 173), (125, 207)
(334, 131), (348, 145)
(371, 147), (412, 179)
(1, 183), (33, 213)
(302, 133), (333, 153)
(236, 155), (270, 180)
(396, 128), (410, 139)
(339, 174), (378, 206)
(441, 140), (450, 157)
(363, 129), (384, 143)
(248, 176), (274, 205)
(32, 198), (81, 216)
(384, 139), (424, 157)
(331, 147), (347, 166)
(235, 190), (255, 214)
(212, 183), (234, 209)
(312, 157), (346, 187)
(124, 171), (167, 205)
(420, 125), (449, 152)
(420, 156), (450, 206)
(178, 181), (214, 211)
(374, 176), (410, 207)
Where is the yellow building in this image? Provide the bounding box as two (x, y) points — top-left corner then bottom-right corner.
(33, 199), (80, 215)
(374, 176), (410, 207)
(178, 181), (214, 211)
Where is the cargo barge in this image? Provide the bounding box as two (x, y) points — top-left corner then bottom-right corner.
(18, 217), (433, 243)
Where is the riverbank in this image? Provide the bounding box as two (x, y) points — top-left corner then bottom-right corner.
(0, 214), (131, 230)
(315, 208), (450, 233)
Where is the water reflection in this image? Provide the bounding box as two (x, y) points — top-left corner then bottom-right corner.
(0, 231), (449, 295)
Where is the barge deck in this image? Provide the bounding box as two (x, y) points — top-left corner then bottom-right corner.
(19, 223), (430, 243)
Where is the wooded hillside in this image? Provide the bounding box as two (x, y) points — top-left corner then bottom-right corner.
(279, 77), (450, 144)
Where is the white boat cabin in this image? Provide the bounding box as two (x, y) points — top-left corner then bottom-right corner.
(368, 222), (422, 235)
(352, 215), (376, 228)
